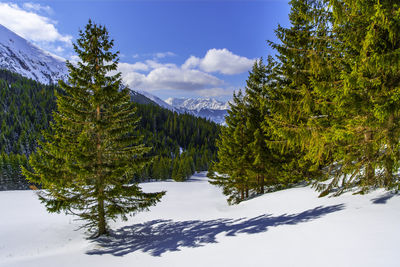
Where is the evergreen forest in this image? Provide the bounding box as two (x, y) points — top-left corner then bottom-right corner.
(0, 69), (219, 190)
(209, 0), (400, 204)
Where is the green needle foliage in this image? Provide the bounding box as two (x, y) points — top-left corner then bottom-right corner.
(211, 0), (400, 200)
(311, 0), (400, 195)
(209, 90), (251, 204)
(22, 20), (165, 237)
(210, 57), (317, 204)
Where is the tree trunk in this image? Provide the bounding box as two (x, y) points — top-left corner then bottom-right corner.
(364, 130), (374, 186)
(384, 113), (394, 187)
(96, 104), (107, 236)
(260, 174), (264, 194)
(97, 188), (107, 236)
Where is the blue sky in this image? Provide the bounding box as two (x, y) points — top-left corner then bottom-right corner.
(0, 0), (290, 101)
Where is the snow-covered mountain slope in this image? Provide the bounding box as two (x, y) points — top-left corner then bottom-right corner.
(1, 172), (399, 267)
(129, 90), (159, 106)
(0, 24), (68, 85)
(165, 97), (229, 111)
(193, 108), (227, 125)
(165, 97), (229, 124)
(131, 93), (228, 125)
(137, 90), (178, 112)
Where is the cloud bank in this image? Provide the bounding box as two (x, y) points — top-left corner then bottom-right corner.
(183, 48), (255, 75)
(120, 63), (222, 92)
(119, 48), (254, 97)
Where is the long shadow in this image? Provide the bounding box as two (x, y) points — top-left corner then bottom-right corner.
(87, 204), (344, 257)
(371, 192), (397, 204)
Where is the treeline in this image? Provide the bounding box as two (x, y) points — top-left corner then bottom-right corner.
(209, 0), (400, 203)
(0, 69), (219, 189)
(0, 69), (57, 189)
(0, 153), (28, 190)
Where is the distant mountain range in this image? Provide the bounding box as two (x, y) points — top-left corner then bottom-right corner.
(165, 97), (228, 125)
(0, 24), (228, 124)
(165, 97), (229, 111)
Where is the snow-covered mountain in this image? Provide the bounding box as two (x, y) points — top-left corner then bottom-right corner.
(137, 90), (178, 112)
(0, 24), (68, 85)
(165, 97), (230, 111)
(166, 97), (229, 125)
(129, 92), (229, 125)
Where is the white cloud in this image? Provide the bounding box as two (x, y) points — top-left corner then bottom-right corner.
(155, 51), (175, 58)
(119, 61), (222, 92)
(145, 59), (176, 70)
(182, 56), (201, 70)
(22, 3), (53, 14)
(197, 87), (234, 97)
(0, 3), (72, 44)
(183, 48), (254, 75)
(145, 67), (222, 90)
(130, 52), (176, 60)
(118, 62), (149, 72)
(117, 49), (252, 96)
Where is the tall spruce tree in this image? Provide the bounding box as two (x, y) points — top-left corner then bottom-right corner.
(22, 20), (165, 237)
(265, 0), (327, 185)
(244, 59), (269, 194)
(209, 91), (251, 204)
(315, 0), (400, 194)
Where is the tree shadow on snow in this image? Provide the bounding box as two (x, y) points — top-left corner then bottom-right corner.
(87, 204), (344, 257)
(185, 172), (208, 182)
(371, 192), (397, 204)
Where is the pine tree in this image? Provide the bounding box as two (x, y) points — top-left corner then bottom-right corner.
(22, 20), (165, 237)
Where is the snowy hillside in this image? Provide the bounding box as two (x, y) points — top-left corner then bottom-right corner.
(137, 90), (178, 112)
(1, 172), (399, 267)
(0, 24), (68, 84)
(166, 97), (229, 124)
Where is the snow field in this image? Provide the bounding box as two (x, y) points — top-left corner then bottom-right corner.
(1, 172), (399, 267)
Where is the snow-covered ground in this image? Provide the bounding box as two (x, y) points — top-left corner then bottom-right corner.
(1, 172), (399, 267)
